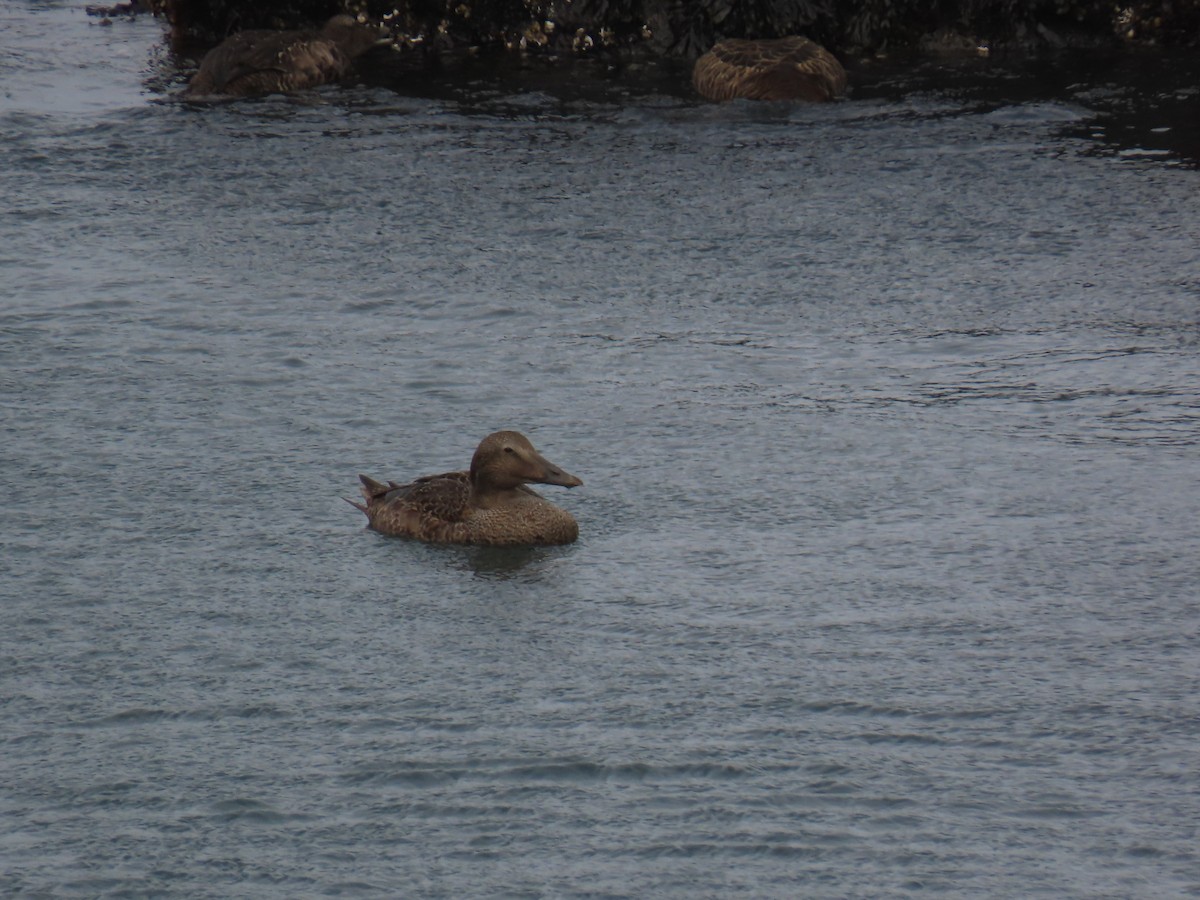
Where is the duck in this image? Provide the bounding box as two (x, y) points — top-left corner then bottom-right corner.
(184, 14), (388, 98)
(692, 36), (847, 103)
(349, 431), (583, 545)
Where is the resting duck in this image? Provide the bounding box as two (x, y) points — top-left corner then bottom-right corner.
(184, 14), (388, 98)
(350, 431), (583, 545)
(692, 36), (847, 102)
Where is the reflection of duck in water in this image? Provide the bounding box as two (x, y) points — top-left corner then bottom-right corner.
(692, 36), (847, 102)
(350, 431), (583, 545)
(184, 15), (387, 98)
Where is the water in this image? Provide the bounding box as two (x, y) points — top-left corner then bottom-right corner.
(3, 3), (1200, 897)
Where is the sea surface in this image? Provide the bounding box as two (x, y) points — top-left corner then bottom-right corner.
(2, 3), (1199, 897)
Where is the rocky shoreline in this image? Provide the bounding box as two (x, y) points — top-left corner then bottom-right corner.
(99, 0), (1198, 62)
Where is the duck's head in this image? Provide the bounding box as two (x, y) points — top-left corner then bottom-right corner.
(470, 430), (583, 491)
(321, 14), (391, 57)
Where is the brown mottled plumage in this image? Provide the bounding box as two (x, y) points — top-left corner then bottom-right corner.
(349, 431), (583, 546)
(184, 15), (387, 98)
(693, 36), (847, 103)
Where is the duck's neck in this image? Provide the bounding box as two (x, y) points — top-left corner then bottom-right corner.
(469, 483), (526, 509)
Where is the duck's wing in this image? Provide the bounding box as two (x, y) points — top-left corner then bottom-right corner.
(357, 471), (474, 539)
(255, 37), (349, 91)
(693, 37), (845, 102)
(188, 30), (282, 94)
(380, 472), (472, 522)
(707, 36), (815, 72)
(188, 30), (347, 96)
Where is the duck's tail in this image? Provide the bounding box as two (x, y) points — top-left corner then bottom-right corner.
(346, 474), (392, 516)
(358, 474), (391, 499)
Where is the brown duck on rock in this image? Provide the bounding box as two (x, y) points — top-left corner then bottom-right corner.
(693, 36), (847, 102)
(184, 14), (388, 98)
(350, 431), (583, 545)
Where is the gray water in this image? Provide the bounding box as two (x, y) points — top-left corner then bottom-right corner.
(3, 3), (1200, 897)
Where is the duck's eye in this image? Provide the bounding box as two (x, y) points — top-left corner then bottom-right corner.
(503, 446), (514, 454)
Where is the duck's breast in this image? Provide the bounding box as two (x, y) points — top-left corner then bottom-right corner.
(465, 490), (579, 546)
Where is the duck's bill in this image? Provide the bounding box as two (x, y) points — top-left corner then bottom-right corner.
(532, 454), (583, 488)
(546, 470), (583, 488)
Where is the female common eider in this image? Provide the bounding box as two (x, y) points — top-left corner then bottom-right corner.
(350, 431), (583, 546)
(184, 15), (388, 98)
(693, 36), (847, 102)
